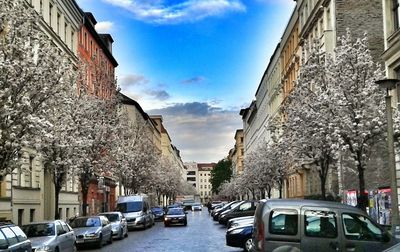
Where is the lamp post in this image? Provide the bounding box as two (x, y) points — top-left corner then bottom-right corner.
(375, 78), (400, 236)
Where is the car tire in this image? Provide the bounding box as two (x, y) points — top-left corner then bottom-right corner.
(164, 223), (169, 227)
(55, 247), (59, 252)
(244, 238), (253, 252)
(97, 235), (103, 249)
(72, 244), (77, 252)
(184, 221), (187, 226)
(119, 228), (124, 240)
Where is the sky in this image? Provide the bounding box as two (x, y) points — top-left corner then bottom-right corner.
(76, 0), (296, 163)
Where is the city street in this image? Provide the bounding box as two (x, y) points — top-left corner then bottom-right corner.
(80, 208), (243, 252)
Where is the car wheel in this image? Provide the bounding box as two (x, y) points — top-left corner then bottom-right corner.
(97, 235), (103, 248)
(72, 244), (77, 252)
(143, 220), (147, 230)
(244, 238), (253, 252)
(119, 228), (124, 239)
(124, 229), (128, 238)
(55, 247), (59, 252)
(184, 221), (187, 226)
(164, 223), (169, 227)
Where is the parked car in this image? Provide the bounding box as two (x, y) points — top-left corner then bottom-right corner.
(227, 216), (254, 229)
(98, 212), (128, 240)
(252, 199), (398, 252)
(164, 208), (187, 227)
(0, 223), (31, 252)
(226, 223), (254, 252)
(213, 201), (242, 221)
(22, 220), (75, 252)
(70, 216), (112, 248)
(151, 207), (165, 221)
(219, 201), (257, 225)
(191, 203), (202, 211)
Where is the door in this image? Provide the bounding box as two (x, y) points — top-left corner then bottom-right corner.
(301, 208), (341, 252)
(61, 221), (75, 251)
(341, 213), (393, 252)
(55, 222), (68, 251)
(231, 202), (253, 219)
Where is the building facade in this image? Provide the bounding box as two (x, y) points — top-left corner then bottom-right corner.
(0, 0), (83, 224)
(197, 163), (215, 203)
(230, 130), (244, 176)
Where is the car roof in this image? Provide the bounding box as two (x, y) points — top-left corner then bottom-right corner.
(22, 220), (61, 225)
(264, 199), (362, 212)
(99, 212), (121, 215)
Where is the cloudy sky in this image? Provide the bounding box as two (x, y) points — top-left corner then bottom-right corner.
(76, 0), (295, 163)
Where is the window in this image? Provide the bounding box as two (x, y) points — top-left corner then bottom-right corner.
(56, 223), (64, 235)
(187, 171), (195, 176)
(200, 185), (202, 189)
(59, 208), (62, 219)
(10, 226), (27, 242)
(49, 3), (53, 28)
(18, 209), (24, 226)
(393, 0), (400, 30)
(30, 209), (35, 223)
(0, 230), (7, 248)
(66, 208), (70, 219)
(57, 12), (61, 34)
(29, 156), (34, 187)
(342, 213), (384, 241)
(269, 210), (298, 235)
(305, 210), (337, 238)
(187, 177), (196, 181)
(1, 228), (18, 246)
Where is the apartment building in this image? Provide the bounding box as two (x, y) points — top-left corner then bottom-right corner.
(0, 0), (83, 224)
(197, 163), (215, 203)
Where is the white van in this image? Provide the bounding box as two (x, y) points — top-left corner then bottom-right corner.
(116, 195), (154, 230)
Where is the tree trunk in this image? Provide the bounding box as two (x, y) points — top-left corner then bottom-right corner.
(54, 185), (61, 219)
(251, 189), (255, 200)
(260, 188), (265, 199)
(267, 186), (272, 199)
(357, 161), (367, 211)
(80, 172), (91, 216)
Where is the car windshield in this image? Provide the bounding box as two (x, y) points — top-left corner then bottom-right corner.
(152, 208), (163, 213)
(167, 208), (184, 215)
(116, 202), (143, 213)
(70, 217), (101, 228)
(22, 223), (55, 237)
(100, 214), (119, 222)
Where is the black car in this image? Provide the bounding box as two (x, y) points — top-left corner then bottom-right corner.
(212, 201), (242, 221)
(226, 223), (254, 252)
(0, 223), (32, 252)
(164, 208), (187, 227)
(151, 207), (165, 221)
(219, 201), (257, 225)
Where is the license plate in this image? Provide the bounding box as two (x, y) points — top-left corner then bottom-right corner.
(171, 220), (178, 223)
(76, 240), (84, 244)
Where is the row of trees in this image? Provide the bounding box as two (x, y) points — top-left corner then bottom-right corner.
(1, 0), (191, 219)
(219, 31), (391, 210)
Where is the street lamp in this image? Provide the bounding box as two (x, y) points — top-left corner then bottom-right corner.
(375, 78), (400, 236)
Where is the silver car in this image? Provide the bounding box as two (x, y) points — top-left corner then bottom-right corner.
(22, 220), (76, 252)
(70, 216), (112, 248)
(98, 212), (128, 240)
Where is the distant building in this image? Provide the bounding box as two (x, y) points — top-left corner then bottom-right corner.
(197, 163), (215, 203)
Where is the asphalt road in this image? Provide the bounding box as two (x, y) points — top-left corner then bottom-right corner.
(78, 207), (244, 252)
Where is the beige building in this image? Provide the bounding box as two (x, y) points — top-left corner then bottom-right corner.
(0, 0), (82, 225)
(230, 130), (244, 176)
(150, 116), (185, 181)
(197, 163), (215, 203)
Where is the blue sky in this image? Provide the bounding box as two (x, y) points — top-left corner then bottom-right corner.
(76, 0), (295, 163)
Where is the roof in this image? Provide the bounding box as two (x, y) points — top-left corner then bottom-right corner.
(118, 92), (149, 121)
(265, 199), (362, 212)
(197, 163), (216, 171)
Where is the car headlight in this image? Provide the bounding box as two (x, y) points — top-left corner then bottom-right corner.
(164, 217), (169, 221)
(85, 233), (99, 238)
(35, 246), (51, 252)
(229, 228), (244, 234)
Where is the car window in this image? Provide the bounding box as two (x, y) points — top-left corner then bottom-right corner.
(269, 210), (298, 236)
(305, 210), (337, 238)
(10, 226), (27, 242)
(342, 213), (384, 241)
(1, 227), (18, 246)
(22, 223), (55, 237)
(167, 208), (184, 215)
(100, 214), (119, 222)
(56, 223), (64, 235)
(70, 217), (101, 228)
(60, 222), (70, 233)
(238, 202), (251, 211)
(0, 229), (8, 248)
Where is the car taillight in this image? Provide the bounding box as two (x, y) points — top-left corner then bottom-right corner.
(257, 221), (264, 251)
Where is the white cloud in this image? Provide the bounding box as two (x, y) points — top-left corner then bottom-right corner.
(95, 21), (114, 33)
(147, 102), (242, 162)
(103, 0), (246, 24)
